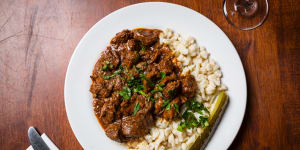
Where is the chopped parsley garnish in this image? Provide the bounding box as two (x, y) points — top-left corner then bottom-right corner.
(159, 72), (166, 81)
(128, 76), (144, 90)
(158, 92), (163, 97)
(199, 116), (209, 128)
(133, 85), (145, 92)
(103, 70), (122, 80)
(150, 97), (157, 102)
(162, 99), (169, 108)
(174, 104), (179, 113)
(133, 65), (142, 72)
(102, 61), (110, 71)
(109, 64), (113, 69)
(166, 103), (171, 110)
(140, 73), (154, 86)
(119, 65), (124, 71)
(139, 73), (146, 80)
(103, 75), (113, 80)
(124, 73), (151, 100)
(187, 99), (210, 114)
(113, 70), (122, 76)
(150, 83), (165, 94)
(133, 102), (140, 116)
(119, 86), (131, 100)
(177, 122), (186, 132)
(177, 99), (210, 132)
(137, 90), (151, 101)
(140, 43), (146, 51)
(138, 90), (147, 96)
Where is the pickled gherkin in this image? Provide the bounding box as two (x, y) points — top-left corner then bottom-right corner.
(189, 91), (229, 150)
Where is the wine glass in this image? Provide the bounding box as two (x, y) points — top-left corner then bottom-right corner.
(223, 0), (269, 30)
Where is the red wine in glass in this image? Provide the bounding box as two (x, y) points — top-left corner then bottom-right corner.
(223, 0), (269, 30)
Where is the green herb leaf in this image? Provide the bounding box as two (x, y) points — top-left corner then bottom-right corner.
(102, 64), (108, 70)
(166, 103), (171, 110)
(119, 65), (124, 71)
(140, 73), (154, 86)
(178, 100), (210, 132)
(150, 84), (164, 94)
(133, 85), (145, 92)
(138, 90), (147, 96)
(141, 44), (146, 51)
(174, 104), (179, 113)
(199, 116), (209, 128)
(159, 72), (166, 81)
(150, 89), (159, 94)
(109, 64), (113, 69)
(113, 70), (122, 76)
(104, 70), (121, 80)
(162, 99), (169, 108)
(102, 61), (111, 71)
(133, 65), (142, 72)
(158, 83), (165, 87)
(137, 90), (151, 101)
(150, 97), (157, 102)
(177, 122), (186, 132)
(104, 75), (110, 80)
(103, 74), (115, 80)
(139, 73), (146, 80)
(119, 86), (131, 100)
(133, 102), (140, 116)
(158, 92), (163, 97)
(187, 99), (210, 114)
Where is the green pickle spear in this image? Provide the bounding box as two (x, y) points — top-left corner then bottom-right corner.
(190, 91), (228, 150)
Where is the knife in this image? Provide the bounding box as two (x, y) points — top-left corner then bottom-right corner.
(28, 127), (50, 150)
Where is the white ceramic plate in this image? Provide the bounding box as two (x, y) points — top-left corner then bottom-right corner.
(64, 2), (247, 150)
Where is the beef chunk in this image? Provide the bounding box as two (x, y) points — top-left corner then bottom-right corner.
(91, 47), (120, 78)
(139, 49), (160, 63)
(122, 50), (139, 68)
(104, 92), (121, 106)
(181, 75), (197, 98)
(126, 39), (140, 51)
(158, 56), (174, 74)
(100, 103), (116, 127)
(163, 81), (181, 99)
(120, 101), (134, 117)
(136, 95), (153, 115)
(102, 47), (120, 70)
(136, 62), (147, 70)
(133, 29), (160, 46)
(90, 77), (113, 98)
(162, 98), (180, 120)
(105, 120), (122, 142)
(121, 114), (153, 138)
(93, 98), (104, 117)
(110, 30), (133, 44)
(145, 64), (160, 82)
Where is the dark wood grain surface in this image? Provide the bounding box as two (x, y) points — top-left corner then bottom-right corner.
(0, 0), (299, 149)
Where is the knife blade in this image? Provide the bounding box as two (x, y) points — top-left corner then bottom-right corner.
(28, 127), (50, 150)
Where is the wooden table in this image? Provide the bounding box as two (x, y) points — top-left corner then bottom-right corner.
(0, 0), (299, 149)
